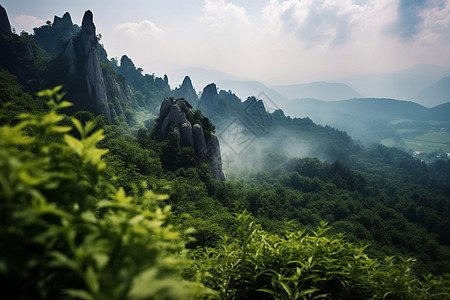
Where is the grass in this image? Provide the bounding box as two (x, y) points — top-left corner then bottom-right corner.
(403, 131), (450, 153)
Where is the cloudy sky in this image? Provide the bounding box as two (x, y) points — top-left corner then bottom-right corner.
(2, 0), (450, 88)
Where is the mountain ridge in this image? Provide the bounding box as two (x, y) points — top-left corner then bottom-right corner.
(273, 81), (362, 101)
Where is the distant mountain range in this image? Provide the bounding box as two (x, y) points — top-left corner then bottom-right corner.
(273, 82), (362, 101)
(214, 68), (450, 108)
(286, 98), (450, 123)
(216, 79), (290, 110)
(284, 98), (450, 145)
(415, 77), (450, 107)
(340, 64), (450, 106)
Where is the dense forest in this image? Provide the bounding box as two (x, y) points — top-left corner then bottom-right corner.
(1, 6), (450, 299)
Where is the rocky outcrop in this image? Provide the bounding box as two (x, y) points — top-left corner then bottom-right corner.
(198, 83), (245, 117)
(160, 98), (190, 138)
(206, 133), (226, 181)
(0, 5), (11, 35)
(158, 97), (225, 181)
(180, 122), (194, 148)
(193, 124), (207, 159)
(173, 76), (198, 105)
(119, 55), (136, 77)
(198, 83), (220, 117)
(64, 10), (130, 123)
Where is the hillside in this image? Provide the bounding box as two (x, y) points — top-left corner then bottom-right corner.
(415, 76), (450, 107)
(285, 98), (450, 156)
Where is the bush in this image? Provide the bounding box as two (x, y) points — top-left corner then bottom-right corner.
(0, 87), (208, 299)
(193, 212), (450, 299)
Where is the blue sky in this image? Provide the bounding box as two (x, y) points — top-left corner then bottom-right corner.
(2, 0), (450, 88)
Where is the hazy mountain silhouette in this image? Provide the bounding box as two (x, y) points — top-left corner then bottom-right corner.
(415, 77), (450, 107)
(285, 97), (449, 143)
(342, 64), (450, 102)
(216, 79), (290, 110)
(171, 67), (244, 92)
(273, 81), (362, 101)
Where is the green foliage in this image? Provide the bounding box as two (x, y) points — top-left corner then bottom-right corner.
(32, 17), (80, 54)
(0, 68), (45, 125)
(193, 212), (450, 299)
(0, 32), (51, 91)
(0, 88), (208, 299)
(1, 82), (449, 299)
(219, 153), (450, 275)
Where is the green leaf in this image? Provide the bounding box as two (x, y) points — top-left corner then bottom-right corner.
(36, 88), (53, 97)
(277, 281), (293, 298)
(64, 135), (83, 156)
(48, 251), (80, 273)
(84, 121), (97, 136)
(64, 289), (94, 300)
(299, 288), (319, 297)
(116, 187), (133, 204)
(256, 288), (275, 295)
(85, 265), (99, 293)
(71, 118), (84, 138)
(56, 100), (72, 109)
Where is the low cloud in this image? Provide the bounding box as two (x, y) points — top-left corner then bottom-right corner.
(200, 0), (250, 28)
(12, 15), (45, 34)
(115, 20), (164, 40)
(263, 0), (366, 47)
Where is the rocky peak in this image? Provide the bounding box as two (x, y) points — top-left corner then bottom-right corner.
(63, 10), (131, 123)
(0, 4), (12, 35)
(119, 55), (136, 75)
(81, 10), (96, 56)
(198, 83), (220, 117)
(53, 12), (73, 28)
(173, 76), (198, 105)
(181, 76), (193, 89)
(82, 10), (95, 36)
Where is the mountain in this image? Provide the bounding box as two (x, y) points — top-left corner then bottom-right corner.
(216, 79), (290, 111)
(429, 102), (450, 120)
(173, 76), (198, 106)
(273, 81), (362, 101)
(341, 64), (450, 102)
(170, 67), (244, 93)
(198, 83), (354, 163)
(60, 10), (133, 123)
(0, 4), (11, 35)
(285, 98), (450, 152)
(33, 12), (80, 53)
(415, 77), (450, 107)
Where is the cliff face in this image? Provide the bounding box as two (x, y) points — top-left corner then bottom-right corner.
(0, 5), (11, 35)
(64, 10), (131, 123)
(159, 97), (225, 181)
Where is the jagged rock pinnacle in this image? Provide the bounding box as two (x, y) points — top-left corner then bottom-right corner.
(198, 83), (220, 117)
(0, 5), (12, 35)
(82, 10), (95, 36)
(53, 12), (73, 28)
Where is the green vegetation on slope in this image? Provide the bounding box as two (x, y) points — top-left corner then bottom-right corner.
(1, 85), (449, 299)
